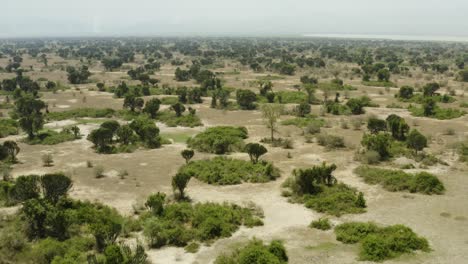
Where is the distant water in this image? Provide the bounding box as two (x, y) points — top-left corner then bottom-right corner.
(303, 33), (468, 42)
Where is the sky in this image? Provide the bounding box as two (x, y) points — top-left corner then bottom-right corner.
(1, 0), (468, 38)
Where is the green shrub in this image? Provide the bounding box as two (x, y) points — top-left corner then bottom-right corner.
(335, 222), (379, 244)
(179, 157), (279, 185)
(410, 172), (445, 194)
(310, 218), (332, 230)
(143, 202), (263, 248)
(409, 105), (466, 120)
(47, 108), (116, 121)
(284, 164), (366, 216)
(354, 166), (444, 194)
(335, 222), (430, 261)
(303, 184), (366, 216)
(160, 96), (179, 105)
(24, 129), (76, 145)
(274, 90), (308, 104)
(156, 110), (203, 127)
(0, 119), (19, 138)
(215, 239), (288, 264)
(187, 126), (248, 154)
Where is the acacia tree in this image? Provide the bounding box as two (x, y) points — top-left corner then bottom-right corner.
(261, 104), (283, 141)
(40, 173), (73, 204)
(180, 149), (194, 164)
(244, 143), (267, 164)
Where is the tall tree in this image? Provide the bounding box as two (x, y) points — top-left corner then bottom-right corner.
(261, 104), (283, 141)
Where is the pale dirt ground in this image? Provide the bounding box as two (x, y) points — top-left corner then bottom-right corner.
(0, 55), (467, 264)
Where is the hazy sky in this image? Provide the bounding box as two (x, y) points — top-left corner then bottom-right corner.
(1, 0), (467, 38)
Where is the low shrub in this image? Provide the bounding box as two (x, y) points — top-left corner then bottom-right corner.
(47, 108), (116, 121)
(334, 222), (430, 262)
(303, 184), (366, 216)
(156, 111), (203, 127)
(24, 129), (77, 145)
(143, 202), (263, 248)
(409, 105), (466, 120)
(0, 119), (19, 138)
(310, 218), (332, 230)
(187, 126), (248, 154)
(179, 157), (280, 185)
(354, 166), (444, 194)
(214, 239), (288, 264)
(283, 164), (366, 216)
(317, 133), (345, 149)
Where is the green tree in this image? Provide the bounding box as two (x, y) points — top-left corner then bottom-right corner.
(116, 125), (135, 145)
(181, 149), (195, 164)
(171, 102), (186, 117)
(104, 244), (124, 264)
(361, 133), (392, 160)
(346, 98), (365, 115)
(244, 143), (267, 164)
(398, 86), (414, 99)
(386, 114), (409, 140)
(15, 95), (46, 138)
(172, 172), (191, 199)
(70, 125), (81, 139)
(423, 82), (440, 97)
(236, 89), (257, 110)
(355, 192), (366, 208)
(12, 175), (40, 202)
(295, 102), (311, 117)
(143, 98), (161, 118)
(124, 95), (144, 112)
(422, 98), (436, 116)
(406, 129), (427, 154)
(367, 117), (387, 134)
(377, 68), (390, 82)
(40, 173), (72, 204)
(145, 192), (166, 216)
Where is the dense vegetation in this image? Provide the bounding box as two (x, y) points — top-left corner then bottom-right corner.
(187, 126), (248, 154)
(215, 239), (288, 264)
(141, 193), (263, 248)
(0, 173), (148, 264)
(282, 163), (366, 216)
(354, 166), (445, 194)
(179, 157), (280, 185)
(334, 222), (430, 261)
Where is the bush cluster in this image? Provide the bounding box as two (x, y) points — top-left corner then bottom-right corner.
(0, 119), (19, 138)
(283, 163), (366, 216)
(354, 166), (445, 194)
(187, 126), (248, 154)
(179, 157), (280, 185)
(215, 239), (288, 264)
(142, 200), (263, 248)
(334, 222), (430, 261)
